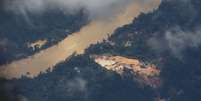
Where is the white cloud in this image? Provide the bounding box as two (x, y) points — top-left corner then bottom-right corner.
(165, 28), (201, 56)
(66, 77), (88, 93)
(148, 27), (201, 58)
(3, 0), (136, 20)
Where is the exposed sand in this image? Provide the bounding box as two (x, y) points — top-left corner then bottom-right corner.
(28, 39), (47, 51)
(94, 55), (161, 87)
(0, 0), (160, 79)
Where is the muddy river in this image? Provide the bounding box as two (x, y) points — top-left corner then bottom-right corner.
(0, 0), (160, 79)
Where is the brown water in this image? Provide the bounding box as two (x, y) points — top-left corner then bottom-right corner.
(0, 0), (160, 79)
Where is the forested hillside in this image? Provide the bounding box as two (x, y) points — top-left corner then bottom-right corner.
(1, 0), (201, 101)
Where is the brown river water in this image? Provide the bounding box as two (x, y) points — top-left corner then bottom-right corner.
(0, 0), (160, 79)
